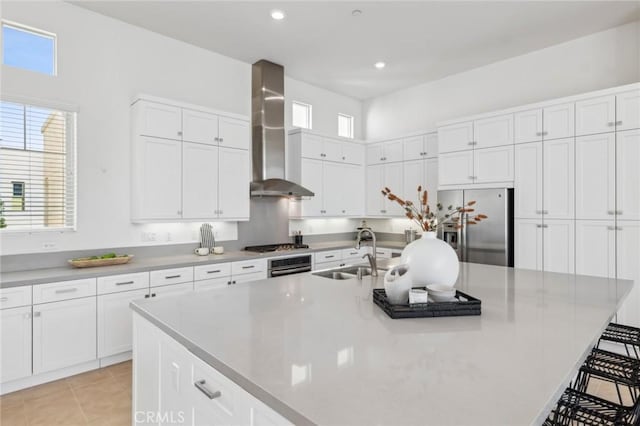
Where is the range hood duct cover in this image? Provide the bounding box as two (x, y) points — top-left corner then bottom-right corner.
(250, 59), (314, 198)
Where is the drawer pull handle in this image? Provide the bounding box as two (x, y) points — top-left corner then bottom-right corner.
(55, 288), (78, 294)
(194, 379), (221, 400)
(116, 281), (134, 286)
(207, 270), (222, 274)
(165, 275), (181, 279)
(34, 311), (41, 317)
(242, 265), (255, 269)
(325, 255), (335, 259)
(0, 297), (8, 302)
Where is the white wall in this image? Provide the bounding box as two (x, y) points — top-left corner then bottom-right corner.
(364, 21), (640, 139)
(0, 1), (363, 255)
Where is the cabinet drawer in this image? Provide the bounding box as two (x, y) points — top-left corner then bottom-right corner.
(97, 272), (149, 295)
(150, 267), (194, 287)
(194, 263), (232, 281)
(232, 271), (267, 284)
(314, 259), (346, 270)
(0, 286), (32, 309)
(315, 250), (342, 263)
(151, 282), (193, 298)
(190, 356), (246, 425)
(374, 248), (393, 259)
(33, 279), (97, 304)
(194, 277), (231, 291)
(231, 259), (267, 276)
(342, 247), (367, 260)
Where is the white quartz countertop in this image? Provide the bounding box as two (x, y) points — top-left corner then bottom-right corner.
(131, 262), (633, 426)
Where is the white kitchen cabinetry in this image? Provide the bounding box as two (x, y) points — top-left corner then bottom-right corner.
(514, 142), (543, 219)
(33, 297), (97, 374)
(514, 219), (543, 271)
(543, 138), (575, 220)
(295, 131), (364, 165)
(438, 151), (474, 186)
(403, 133), (438, 161)
(543, 220), (575, 274)
(616, 129), (640, 220)
(542, 103), (575, 140)
(133, 314), (161, 424)
(366, 139), (403, 165)
(159, 336), (193, 426)
(98, 288), (149, 358)
(616, 223), (640, 326)
(474, 114), (514, 149)
(617, 90), (640, 132)
(575, 95), (616, 137)
(366, 162), (403, 216)
(403, 158), (438, 211)
(575, 221), (616, 278)
(131, 97), (250, 222)
(473, 146), (514, 184)
(0, 306), (32, 383)
(575, 133), (616, 220)
(438, 121), (473, 153)
(0, 286), (32, 310)
(514, 109), (543, 144)
(152, 283), (194, 298)
(341, 141), (365, 165)
(182, 142), (218, 219)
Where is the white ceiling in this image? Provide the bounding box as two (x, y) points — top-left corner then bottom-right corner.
(73, 1), (640, 100)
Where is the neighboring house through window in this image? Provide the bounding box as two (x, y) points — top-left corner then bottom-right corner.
(11, 181), (25, 211)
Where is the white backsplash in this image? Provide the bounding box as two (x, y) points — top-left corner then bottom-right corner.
(289, 217), (417, 236)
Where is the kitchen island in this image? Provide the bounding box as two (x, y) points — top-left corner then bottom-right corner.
(130, 261), (633, 425)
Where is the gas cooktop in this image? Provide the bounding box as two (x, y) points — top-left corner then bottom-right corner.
(244, 243), (309, 253)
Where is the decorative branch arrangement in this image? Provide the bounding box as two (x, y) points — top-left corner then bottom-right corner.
(381, 186), (487, 232)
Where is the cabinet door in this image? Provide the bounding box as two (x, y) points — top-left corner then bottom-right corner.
(218, 116), (250, 150)
(543, 103), (574, 140)
(474, 114), (513, 149)
(616, 130), (640, 220)
(514, 109), (543, 144)
(136, 137), (182, 220)
(233, 271), (268, 284)
(366, 165), (385, 215)
(576, 133), (615, 220)
(366, 143), (385, 165)
(384, 139), (404, 163)
(425, 133), (438, 158)
(182, 143), (219, 219)
(544, 138), (575, 219)
(194, 277), (231, 291)
(575, 221), (616, 278)
(514, 219), (543, 271)
(384, 162), (404, 216)
(617, 90), (640, 132)
(0, 306), (32, 383)
(159, 338), (192, 426)
(543, 220), (575, 274)
(425, 158), (438, 212)
(576, 95), (616, 137)
(616, 223), (640, 327)
(403, 160), (425, 206)
(323, 138), (343, 162)
(300, 133), (325, 160)
(98, 288), (149, 358)
(342, 164), (364, 216)
(342, 142), (364, 165)
(182, 109), (218, 145)
(438, 122), (473, 153)
(403, 135), (424, 161)
(438, 151), (474, 186)
(473, 145), (514, 184)
(33, 297), (97, 374)
(218, 147), (250, 220)
(323, 162), (346, 216)
(152, 283), (193, 298)
(514, 142), (542, 219)
(133, 315), (161, 425)
(136, 101), (182, 140)
(300, 158), (324, 216)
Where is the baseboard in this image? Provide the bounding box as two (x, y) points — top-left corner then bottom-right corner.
(0, 352), (132, 395)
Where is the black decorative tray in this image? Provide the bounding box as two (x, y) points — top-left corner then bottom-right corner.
(373, 287), (481, 319)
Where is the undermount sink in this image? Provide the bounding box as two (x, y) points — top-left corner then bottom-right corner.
(312, 265), (386, 280)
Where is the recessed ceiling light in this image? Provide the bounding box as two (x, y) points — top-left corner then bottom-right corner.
(271, 10), (285, 20)
(374, 61), (386, 69)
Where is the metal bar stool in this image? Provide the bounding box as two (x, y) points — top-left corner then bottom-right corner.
(599, 323), (640, 359)
(544, 387), (640, 426)
(573, 348), (640, 407)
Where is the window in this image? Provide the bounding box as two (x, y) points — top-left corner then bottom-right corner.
(2, 21), (56, 76)
(0, 100), (76, 230)
(338, 113), (354, 139)
(292, 101), (312, 129)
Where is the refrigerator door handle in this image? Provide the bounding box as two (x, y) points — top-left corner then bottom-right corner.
(461, 213), (468, 262)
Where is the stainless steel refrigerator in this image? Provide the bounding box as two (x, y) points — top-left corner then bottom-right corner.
(437, 188), (514, 267)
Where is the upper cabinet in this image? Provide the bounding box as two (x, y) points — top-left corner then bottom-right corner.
(131, 97), (251, 222)
(514, 109), (543, 144)
(438, 122), (474, 153)
(297, 131), (364, 165)
(403, 133), (438, 161)
(575, 95), (616, 136)
(474, 114), (514, 149)
(617, 90), (640, 132)
(542, 103), (575, 140)
(367, 139), (403, 164)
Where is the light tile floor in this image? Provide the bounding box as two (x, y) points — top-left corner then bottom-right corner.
(0, 361), (633, 425)
(0, 361), (132, 426)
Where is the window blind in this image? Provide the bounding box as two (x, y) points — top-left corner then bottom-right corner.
(0, 100), (76, 230)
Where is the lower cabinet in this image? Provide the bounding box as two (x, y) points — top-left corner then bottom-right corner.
(33, 297), (97, 375)
(98, 288), (150, 358)
(514, 219), (574, 273)
(134, 313), (292, 426)
(575, 220), (616, 278)
(616, 223), (640, 327)
(195, 277), (231, 291)
(152, 282), (194, 298)
(0, 306), (32, 383)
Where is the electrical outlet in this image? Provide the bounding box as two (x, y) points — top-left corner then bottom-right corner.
(166, 232), (172, 242)
(42, 242), (56, 250)
(142, 232), (157, 242)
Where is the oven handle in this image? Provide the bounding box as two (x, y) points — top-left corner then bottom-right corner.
(270, 266), (312, 276)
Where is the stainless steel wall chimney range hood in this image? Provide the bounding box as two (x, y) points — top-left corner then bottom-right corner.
(250, 60), (314, 198)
